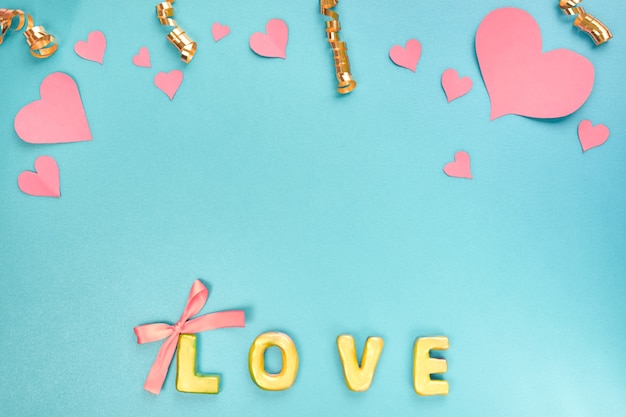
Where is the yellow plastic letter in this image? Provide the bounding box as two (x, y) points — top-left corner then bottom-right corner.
(248, 332), (299, 390)
(413, 336), (449, 396)
(175, 334), (220, 394)
(337, 335), (384, 391)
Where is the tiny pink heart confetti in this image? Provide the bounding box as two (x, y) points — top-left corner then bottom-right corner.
(212, 22), (230, 42)
(442, 69), (473, 102)
(476, 8), (594, 120)
(132, 46), (151, 68)
(14, 72), (92, 144)
(389, 39), (422, 72)
(18, 156), (61, 198)
(578, 120), (609, 152)
(154, 70), (183, 100)
(74, 30), (107, 64)
(249, 18), (288, 59)
(444, 151), (472, 179)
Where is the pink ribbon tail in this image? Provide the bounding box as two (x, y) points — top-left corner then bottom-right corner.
(143, 333), (179, 395)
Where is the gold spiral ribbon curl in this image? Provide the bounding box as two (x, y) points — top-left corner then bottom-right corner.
(559, 0), (612, 45)
(320, 0), (356, 94)
(156, 0), (196, 63)
(0, 9), (57, 58)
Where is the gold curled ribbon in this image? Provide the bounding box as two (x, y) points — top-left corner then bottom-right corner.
(559, 0), (612, 45)
(0, 9), (57, 58)
(320, 0), (356, 94)
(156, 0), (196, 63)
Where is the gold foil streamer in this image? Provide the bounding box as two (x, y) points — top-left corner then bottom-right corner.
(559, 0), (612, 45)
(156, 0), (196, 63)
(0, 9), (57, 58)
(320, 0), (356, 94)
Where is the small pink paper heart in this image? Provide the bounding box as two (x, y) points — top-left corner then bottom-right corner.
(442, 69), (473, 102)
(476, 8), (594, 120)
(212, 22), (230, 42)
(249, 18), (288, 59)
(18, 156), (61, 198)
(132, 46), (151, 68)
(578, 120), (609, 152)
(154, 70), (183, 100)
(444, 151), (472, 179)
(14, 72), (92, 144)
(74, 30), (106, 64)
(389, 39), (422, 72)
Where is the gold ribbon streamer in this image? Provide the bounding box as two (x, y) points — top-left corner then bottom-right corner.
(156, 0), (196, 63)
(0, 9), (57, 58)
(559, 0), (612, 45)
(320, 0), (356, 94)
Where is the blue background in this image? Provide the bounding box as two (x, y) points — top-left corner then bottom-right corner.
(1, 1), (625, 416)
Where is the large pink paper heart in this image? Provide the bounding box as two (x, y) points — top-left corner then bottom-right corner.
(18, 156), (61, 198)
(249, 18), (288, 59)
(212, 22), (230, 42)
(74, 30), (106, 64)
(154, 70), (183, 100)
(444, 151), (472, 179)
(441, 69), (473, 102)
(476, 8), (594, 120)
(14, 72), (92, 144)
(578, 120), (609, 152)
(389, 39), (422, 72)
(132, 46), (151, 68)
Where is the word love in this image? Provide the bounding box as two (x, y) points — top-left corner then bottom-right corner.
(177, 332), (450, 396)
(135, 281), (450, 396)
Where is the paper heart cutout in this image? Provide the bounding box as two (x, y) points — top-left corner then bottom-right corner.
(18, 156), (61, 198)
(154, 70), (183, 100)
(476, 8), (594, 120)
(132, 46), (151, 67)
(249, 18), (288, 59)
(74, 30), (106, 64)
(578, 120), (609, 152)
(14, 72), (92, 144)
(212, 22), (230, 42)
(444, 151), (472, 179)
(389, 39), (422, 72)
(442, 69), (473, 102)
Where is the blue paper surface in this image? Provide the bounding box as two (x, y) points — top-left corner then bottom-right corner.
(1, 1), (625, 416)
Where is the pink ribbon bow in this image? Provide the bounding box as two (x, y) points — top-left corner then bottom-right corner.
(134, 280), (246, 395)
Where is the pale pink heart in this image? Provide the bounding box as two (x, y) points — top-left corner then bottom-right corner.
(249, 18), (288, 59)
(389, 39), (422, 72)
(154, 70), (183, 100)
(212, 22), (230, 42)
(578, 120), (609, 152)
(74, 30), (106, 64)
(442, 69), (473, 102)
(132, 46), (151, 67)
(476, 8), (594, 120)
(444, 151), (472, 179)
(18, 156), (61, 198)
(14, 72), (92, 144)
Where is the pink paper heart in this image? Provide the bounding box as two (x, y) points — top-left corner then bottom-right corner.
(132, 46), (151, 68)
(14, 72), (92, 144)
(212, 22), (230, 42)
(249, 18), (288, 59)
(444, 151), (472, 179)
(476, 8), (594, 120)
(578, 120), (609, 152)
(154, 70), (183, 100)
(74, 30), (106, 64)
(442, 69), (473, 102)
(18, 156), (61, 198)
(389, 39), (422, 72)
